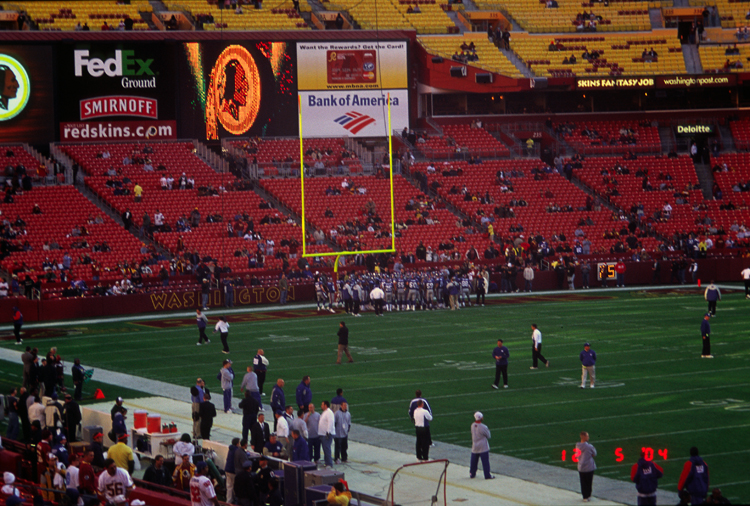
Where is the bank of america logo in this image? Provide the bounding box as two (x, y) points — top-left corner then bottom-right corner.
(334, 111), (376, 134)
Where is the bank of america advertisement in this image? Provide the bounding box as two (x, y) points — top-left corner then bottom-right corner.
(299, 89), (408, 138)
(297, 40), (408, 137)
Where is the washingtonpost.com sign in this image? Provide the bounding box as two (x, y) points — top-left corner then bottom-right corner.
(299, 89), (409, 138)
(60, 120), (176, 141)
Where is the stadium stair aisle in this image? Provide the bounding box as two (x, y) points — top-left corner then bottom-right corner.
(410, 158), (623, 252)
(573, 155), (704, 242)
(418, 34), (525, 78)
(61, 141), (301, 274)
(259, 174), (484, 255)
(0, 185), (147, 286)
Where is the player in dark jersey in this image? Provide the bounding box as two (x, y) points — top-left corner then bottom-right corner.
(396, 277), (407, 311)
(407, 278), (420, 311)
(460, 276), (472, 307)
(383, 277), (395, 312)
(315, 278), (334, 313)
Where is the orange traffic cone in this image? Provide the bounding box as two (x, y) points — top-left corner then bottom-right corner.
(94, 389), (105, 400)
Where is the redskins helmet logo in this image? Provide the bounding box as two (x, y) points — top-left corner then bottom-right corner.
(206, 45), (261, 139)
(0, 54), (30, 122)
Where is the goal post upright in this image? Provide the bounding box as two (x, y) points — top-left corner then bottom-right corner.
(298, 91), (396, 260)
(298, 93), (308, 258)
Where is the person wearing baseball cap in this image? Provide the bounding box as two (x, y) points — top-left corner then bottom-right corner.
(111, 397), (125, 421)
(108, 431), (134, 474)
(701, 313), (713, 358)
(470, 412), (494, 479)
(190, 460), (220, 506)
(91, 432), (106, 468)
(580, 343), (597, 389)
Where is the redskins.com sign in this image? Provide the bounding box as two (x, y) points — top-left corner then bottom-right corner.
(0, 54), (31, 122)
(57, 44), (177, 141)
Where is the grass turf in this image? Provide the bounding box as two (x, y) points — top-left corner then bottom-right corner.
(1, 288), (748, 502)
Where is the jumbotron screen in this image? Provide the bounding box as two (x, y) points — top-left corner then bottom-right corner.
(178, 41), (299, 140)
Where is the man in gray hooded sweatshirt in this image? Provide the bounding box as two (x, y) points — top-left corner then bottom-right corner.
(577, 431), (597, 502)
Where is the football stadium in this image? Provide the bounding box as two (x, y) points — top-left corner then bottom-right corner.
(0, 1), (749, 504)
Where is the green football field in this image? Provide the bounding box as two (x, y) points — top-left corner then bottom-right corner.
(1, 287), (748, 502)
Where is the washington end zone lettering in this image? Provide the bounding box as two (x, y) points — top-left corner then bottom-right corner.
(307, 94), (399, 107)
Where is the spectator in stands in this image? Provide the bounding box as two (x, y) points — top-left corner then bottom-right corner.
(143, 454), (170, 486)
(40, 452), (67, 502)
(133, 182), (142, 202)
(502, 29), (511, 50)
(99, 458), (134, 503)
(62, 394), (81, 443)
(327, 482), (352, 505)
(2, 472), (20, 497)
(335, 13), (345, 29)
(173, 453), (196, 491)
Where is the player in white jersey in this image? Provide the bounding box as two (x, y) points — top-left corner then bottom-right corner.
(190, 462), (219, 506)
(98, 458), (134, 504)
(742, 266), (750, 299)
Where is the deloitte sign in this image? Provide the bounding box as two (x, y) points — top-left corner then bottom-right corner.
(676, 124), (715, 136)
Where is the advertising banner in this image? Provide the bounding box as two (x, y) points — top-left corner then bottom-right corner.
(299, 89), (409, 137)
(55, 43), (177, 140)
(0, 45), (55, 143)
(177, 41), (299, 140)
(297, 40), (409, 137)
(297, 41), (408, 91)
(59, 120), (177, 141)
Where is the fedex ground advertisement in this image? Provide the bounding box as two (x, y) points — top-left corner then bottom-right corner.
(57, 43), (177, 141)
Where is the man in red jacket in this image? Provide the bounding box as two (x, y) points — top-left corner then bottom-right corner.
(615, 260), (626, 288)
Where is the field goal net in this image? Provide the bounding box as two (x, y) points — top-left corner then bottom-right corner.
(385, 459), (449, 506)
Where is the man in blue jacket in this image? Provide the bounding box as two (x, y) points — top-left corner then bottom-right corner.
(296, 376), (312, 411)
(678, 447), (709, 505)
(701, 313), (712, 358)
(580, 343), (596, 389)
(270, 378), (285, 431)
(291, 429), (309, 461)
(492, 339), (509, 389)
(225, 438), (239, 504)
(631, 450), (663, 505)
